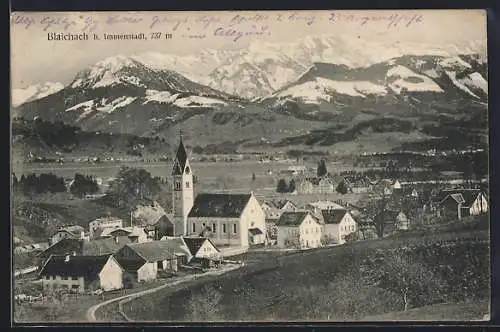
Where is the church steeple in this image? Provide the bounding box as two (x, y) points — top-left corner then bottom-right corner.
(172, 130), (187, 175)
(171, 130), (194, 236)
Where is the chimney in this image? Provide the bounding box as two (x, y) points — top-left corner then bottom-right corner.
(64, 255), (70, 262)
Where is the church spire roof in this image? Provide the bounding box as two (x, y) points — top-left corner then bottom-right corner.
(172, 131), (188, 175)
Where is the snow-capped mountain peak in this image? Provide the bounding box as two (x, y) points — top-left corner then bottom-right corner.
(11, 82), (64, 107)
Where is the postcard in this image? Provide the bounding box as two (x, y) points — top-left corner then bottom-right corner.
(10, 9), (489, 323)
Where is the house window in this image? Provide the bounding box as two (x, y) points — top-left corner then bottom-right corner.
(72, 276), (78, 280)
(192, 223), (196, 233)
(45, 276), (49, 280)
(72, 285), (79, 290)
(62, 276), (68, 280)
(305, 228), (309, 234)
(186, 182), (190, 188)
(223, 224), (227, 233)
(233, 224), (237, 234)
(212, 223), (216, 233)
(175, 182), (181, 190)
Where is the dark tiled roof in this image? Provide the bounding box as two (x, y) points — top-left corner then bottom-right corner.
(115, 258), (145, 271)
(126, 238), (191, 262)
(39, 254), (113, 279)
(438, 189), (483, 207)
(188, 193), (251, 218)
(83, 237), (131, 255)
(276, 211), (309, 227)
(321, 209), (348, 224)
(183, 237), (220, 256)
(37, 239), (84, 259)
(172, 138), (188, 175)
(275, 200), (295, 209)
(249, 228), (263, 235)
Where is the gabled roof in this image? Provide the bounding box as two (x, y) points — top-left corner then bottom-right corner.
(188, 193), (252, 218)
(37, 238), (84, 259)
(307, 201), (345, 210)
(52, 225), (84, 238)
(182, 237), (220, 256)
(172, 138), (188, 175)
(438, 189), (483, 207)
(83, 237), (132, 255)
(39, 254), (114, 279)
(125, 238), (191, 262)
(276, 211), (310, 227)
(274, 200), (296, 210)
(321, 209), (349, 224)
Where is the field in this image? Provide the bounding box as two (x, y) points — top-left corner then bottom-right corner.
(12, 160), (369, 203)
(120, 217), (490, 322)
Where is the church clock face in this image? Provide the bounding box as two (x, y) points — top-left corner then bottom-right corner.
(185, 166), (190, 174)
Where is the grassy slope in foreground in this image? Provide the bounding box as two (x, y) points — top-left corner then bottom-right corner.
(122, 217), (489, 322)
(360, 299), (489, 321)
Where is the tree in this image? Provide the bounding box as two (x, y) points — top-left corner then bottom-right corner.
(106, 167), (162, 208)
(317, 159), (328, 177)
(362, 249), (447, 311)
(288, 179), (296, 193)
(70, 173), (99, 197)
(276, 179), (288, 193)
(336, 181), (348, 195)
(186, 284), (223, 321)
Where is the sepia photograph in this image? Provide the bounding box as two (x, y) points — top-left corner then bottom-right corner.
(10, 9), (489, 323)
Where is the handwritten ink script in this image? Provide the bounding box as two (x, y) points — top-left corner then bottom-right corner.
(11, 11), (425, 42)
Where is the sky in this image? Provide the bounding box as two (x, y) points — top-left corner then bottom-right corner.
(10, 10), (487, 88)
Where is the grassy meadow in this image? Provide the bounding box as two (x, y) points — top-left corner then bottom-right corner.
(121, 217), (490, 322)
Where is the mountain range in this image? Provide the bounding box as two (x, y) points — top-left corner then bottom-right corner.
(12, 36), (488, 155)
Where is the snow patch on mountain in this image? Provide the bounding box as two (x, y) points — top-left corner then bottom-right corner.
(96, 96), (137, 113)
(274, 78), (387, 103)
(445, 71), (479, 99)
(143, 90), (178, 104)
(12, 82), (64, 107)
(438, 56), (472, 71)
(386, 65), (443, 94)
(173, 96), (227, 108)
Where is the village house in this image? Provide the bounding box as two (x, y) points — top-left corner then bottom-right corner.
(89, 217), (123, 240)
(437, 189), (489, 220)
(306, 200), (345, 216)
(49, 225), (87, 246)
(36, 237), (133, 268)
(38, 254), (123, 293)
(182, 237), (221, 268)
(296, 176), (336, 194)
(343, 176), (372, 194)
(375, 210), (410, 236)
(94, 226), (150, 244)
(276, 211), (322, 249)
(261, 201), (283, 220)
(114, 238), (192, 282)
(186, 192), (266, 248)
(321, 209), (358, 245)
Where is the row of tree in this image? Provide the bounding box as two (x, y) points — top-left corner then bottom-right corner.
(276, 179), (296, 193)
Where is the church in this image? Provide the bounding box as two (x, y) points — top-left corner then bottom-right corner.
(170, 134), (266, 247)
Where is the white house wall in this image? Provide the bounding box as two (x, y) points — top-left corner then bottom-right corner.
(196, 240), (220, 259)
(98, 257), (123, 291)
(138, 262), (157, 282)
(41, 275), (85, 293)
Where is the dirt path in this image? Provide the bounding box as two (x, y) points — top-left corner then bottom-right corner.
(87, 264), (243, 322)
